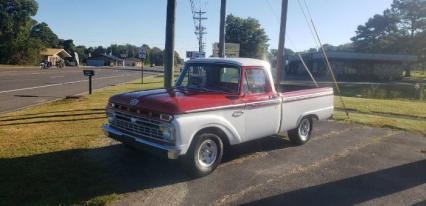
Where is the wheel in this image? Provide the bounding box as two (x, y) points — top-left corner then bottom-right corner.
(288, 117), (313, 145)
(182, 132), (223, 177)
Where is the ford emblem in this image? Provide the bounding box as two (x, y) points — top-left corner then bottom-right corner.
(129, 98), (139, 106)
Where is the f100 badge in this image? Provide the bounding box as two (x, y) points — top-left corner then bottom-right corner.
(129, 98), (139, 106)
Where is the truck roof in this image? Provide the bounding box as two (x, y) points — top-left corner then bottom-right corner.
(186, 58), (270, 68)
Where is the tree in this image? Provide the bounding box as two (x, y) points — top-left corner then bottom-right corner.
(30, 22), (59, 47)
(92, 46), (106, 57)
(0, 0), (41, 64)
(391, 0), (426, 37)
(74, 45), (87, 64)
(225, 15), (269, 59)
(150, 47), (163, 66)
(351, 11), (401, 53)
(141, 44), (151, 65)
(174, 51), (183, 66)
(60, 39), (75, 56)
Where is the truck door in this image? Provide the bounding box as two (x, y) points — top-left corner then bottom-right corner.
(242, 67), (281, 141)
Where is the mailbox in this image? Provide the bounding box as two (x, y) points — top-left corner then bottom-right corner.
(83, 70), (95, 94)
(83, 70), (95, 77)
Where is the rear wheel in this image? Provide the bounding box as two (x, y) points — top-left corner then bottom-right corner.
(182, 132), (223, 177)
(288, 117), (313, 145)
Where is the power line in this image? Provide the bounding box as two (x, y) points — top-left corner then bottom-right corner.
(189, 0), (207, 53)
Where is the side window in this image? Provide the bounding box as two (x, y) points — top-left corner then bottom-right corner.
(220, 67), (240, 83)
(244, 68), (267, 94)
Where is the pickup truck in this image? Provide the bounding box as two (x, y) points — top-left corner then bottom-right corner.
(103, 58), (334, 176)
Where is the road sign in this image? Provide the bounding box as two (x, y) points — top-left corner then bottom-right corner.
(186, 51), (205, 59)
(212, 43), (240, 57)
(139, 47), (147, 59)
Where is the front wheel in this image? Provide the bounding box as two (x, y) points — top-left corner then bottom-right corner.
(182, 133), (223, 177)
(288, 117), (313, 145)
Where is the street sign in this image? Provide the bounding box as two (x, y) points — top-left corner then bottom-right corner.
(83, 70), (95, 77)
(212, 43), (240, 57)
(186, 51), (205, 59)
(139, 47), (147, 59)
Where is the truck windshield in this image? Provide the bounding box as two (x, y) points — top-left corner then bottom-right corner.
(176, 64), (241, 94)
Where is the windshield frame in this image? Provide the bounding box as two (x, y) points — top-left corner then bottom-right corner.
(175, 62), (242, 95)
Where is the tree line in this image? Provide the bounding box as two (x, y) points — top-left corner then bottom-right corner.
(0, 0), (182, 66)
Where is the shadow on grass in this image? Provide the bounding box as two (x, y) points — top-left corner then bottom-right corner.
(0, 108), (104, 119)
(0, 136), (293, 205)
(0, 111), (105, 122)
(243, 159), (426, 206)
(0, 116), (105, 126)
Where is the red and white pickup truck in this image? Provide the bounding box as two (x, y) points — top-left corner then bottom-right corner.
(103, 58), (334, 176)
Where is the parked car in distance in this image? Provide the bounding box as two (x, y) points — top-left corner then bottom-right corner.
(103, 58), (334, 177)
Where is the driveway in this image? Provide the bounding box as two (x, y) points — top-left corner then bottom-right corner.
(101, 121), (426, 206)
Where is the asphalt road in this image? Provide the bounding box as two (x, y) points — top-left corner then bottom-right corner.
(94, 121), (425, 206)
(0, 67), (154, 113)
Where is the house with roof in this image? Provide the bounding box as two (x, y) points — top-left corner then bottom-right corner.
(86, 54), (124, 67)
(286, 51), (418, 81)
(40, 48), (72, 66)
(124, 57), (143, 67)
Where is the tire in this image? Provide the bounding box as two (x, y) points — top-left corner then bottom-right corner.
(288, 117), (313, 145)
(182, 132), (223, 177)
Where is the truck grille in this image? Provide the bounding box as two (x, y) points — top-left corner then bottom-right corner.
(110, 111), (166, 143)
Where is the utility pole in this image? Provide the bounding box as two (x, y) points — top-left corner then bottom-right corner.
(164, 0), (176, 89)
(194, 10), (207, 52)
(219, 0), (226, 58)
(276, 0), (289, 91)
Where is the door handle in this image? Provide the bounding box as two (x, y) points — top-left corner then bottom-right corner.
(232, 111), (244, 117)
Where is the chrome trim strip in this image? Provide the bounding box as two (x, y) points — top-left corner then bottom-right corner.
(185, 99), (281, 113)
(103, 124), (180, 157)
(246, 99), (281, 108)
(185, 103), (246, 113)
(283, 92), (333, 103)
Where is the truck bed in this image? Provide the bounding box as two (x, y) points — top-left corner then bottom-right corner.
(278, 86), (334, 132)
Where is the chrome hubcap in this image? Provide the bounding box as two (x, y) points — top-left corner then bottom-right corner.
(298, 119), (311, 141)
(197, 139), (218, 168)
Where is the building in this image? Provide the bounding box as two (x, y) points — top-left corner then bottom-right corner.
(124, 58), (143, 67)
(212, 43), (240, 57)
(286, 52), (418, 81)
(86, 54), (124, 67)
(40, 48), (72, 66)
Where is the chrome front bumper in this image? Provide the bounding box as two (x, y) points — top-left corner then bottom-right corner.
(102, 124), (180, 159)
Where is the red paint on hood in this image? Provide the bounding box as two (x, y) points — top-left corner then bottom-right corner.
(109, 89), (239, 114)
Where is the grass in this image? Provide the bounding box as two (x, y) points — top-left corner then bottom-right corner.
(335, 96), (426, 135)
(410, 70), (426, 81)
(335, 96), (426, 118)
(0, 76), (163, 206)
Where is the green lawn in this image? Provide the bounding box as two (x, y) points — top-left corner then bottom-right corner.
(0, 76), (163, 206)
(335, 96), (426, 135)
(410, 70), (426, 81)
(335, 96), (426, 118)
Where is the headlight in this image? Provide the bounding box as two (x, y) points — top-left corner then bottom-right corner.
(159, 123), (175, 142)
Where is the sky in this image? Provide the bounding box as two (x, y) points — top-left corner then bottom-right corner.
(34, 0), (393, 58)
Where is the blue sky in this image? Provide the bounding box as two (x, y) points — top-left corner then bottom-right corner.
(34, 0), (393, 57)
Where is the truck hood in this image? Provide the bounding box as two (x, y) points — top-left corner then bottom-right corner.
(109, 88), (239, 114)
